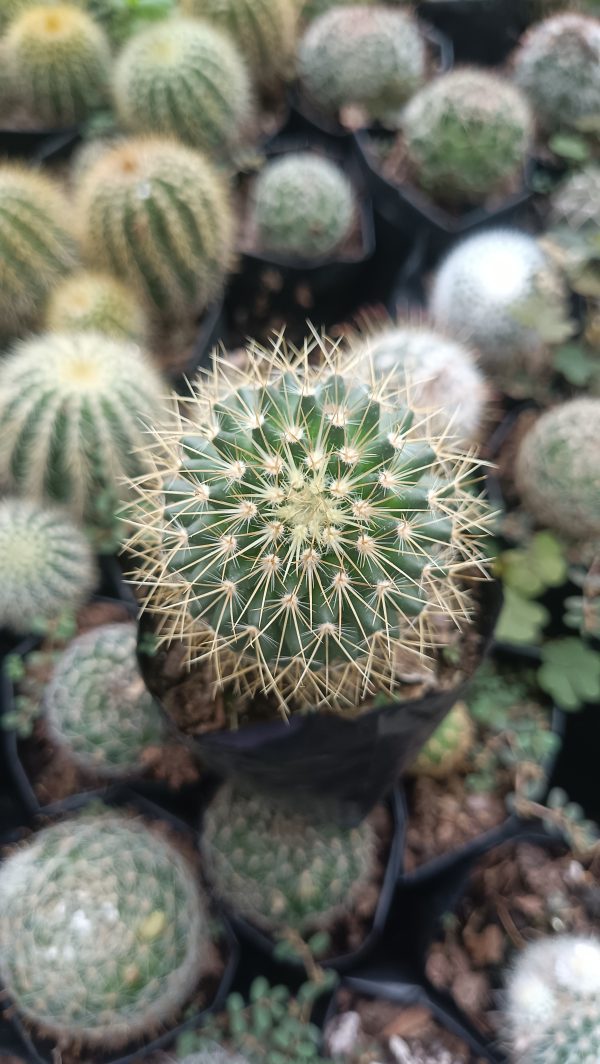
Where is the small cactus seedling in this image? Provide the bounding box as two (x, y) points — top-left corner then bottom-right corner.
(513, 13), (600, 134)
(505, 935), (600, 1063)
(408, 700), (475, 779)
(77, 137), (234, 319)
(114, 18), (253, 156)
(401, 69), (532, 207)
(252, 152), (355, 260)
(0, 498), (96, 635)
(180, 0), (297, 89)
(202, 782), (376, 935)
(127, 335), (492, 716)
(550, 165), (600, 231)
(0, 811), (211, 1048)
(515, 398), (600, 543)
(45, 270), (148, 342)
(45, 623), (164, 777)
(298, 5), (427, 122)
(5, 4), (112, 127)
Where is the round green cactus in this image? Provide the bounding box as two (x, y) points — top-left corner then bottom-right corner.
(5, 4), (112, 127)
(401, 69), (532, 206)
(203, 783), (376, 934)
(0, 498), (96, 635)
(45, 270), (148, 342)
(298, 5), (426, 121)
(0, 165), (76, 338)
(515, 399), (600, 543)
(0, 810), (211, 1048)
(127, 337), (491, 715)
(550, 164), (600, 231)
(0, 331), (166, 538)
(513, 13), (600, 135)
(180, 0), (297, 89)
(77, 136), (234, 319)
(114, 18), (253, 156)
(252, 152), (355, 259)
(409, 700), (474, 779)
(45, 623), (164, 776)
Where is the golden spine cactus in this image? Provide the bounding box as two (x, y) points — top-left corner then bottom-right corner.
(45, 270), (148, 342)
(180, 0), (297, 89)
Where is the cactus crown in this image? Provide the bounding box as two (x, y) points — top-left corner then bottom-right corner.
(180, 0), (297, 88)
(45, 623), (164, 776)
(128, 335), (491, 715)
(550, 165), (600, 232)
(45, 270), (148, 342)
(0, 810), (211, 1047)
(0, 498), (96, 635)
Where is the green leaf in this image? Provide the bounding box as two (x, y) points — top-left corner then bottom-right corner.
(553, 342), (600, 386)
(498, 533), (568, 599)
(549, 133), (591, 162)
(495, 587), (549, 645)
(538, 638), (600, 710)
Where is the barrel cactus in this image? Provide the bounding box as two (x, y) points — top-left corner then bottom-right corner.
(127, 336), (491, 715)
(409, 700), (474, 779)
(513, 13), (600, 135)
(114, 18), (253, 156)
(5, 3), (112, 127)
(298, 6), (427, 122)
(77, 137), (234, 319)
(0, 165), (76, 337)
(252, 152), (356, 260)
(45, 624), (164, 777)
(401, 69), (532, 207)
(550, 165), (600, 231)
(0, 498), (96, 635)
(203, 783), (376, 935)
(505, 935), (600, 1064)
(0, 811), (211, 1048)
(515, 399), (600, 543)
(45, 270), (148, 342)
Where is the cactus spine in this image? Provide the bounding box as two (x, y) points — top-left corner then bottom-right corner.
(180, 0), (297, 89)
(45, 270), (148, 342)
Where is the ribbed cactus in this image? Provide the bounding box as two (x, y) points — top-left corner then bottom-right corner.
(127, 336), (491, 715)
(513, 13), (600, 134)
(45, 624), (164, 777)
(401, 69), (532, 207)
(505, 936), (600, 1064)
(298, 6), (426, 121)
(5, 4), (111, 127)
(515, 399), (600, 543)
(0, 811), (211, 1048)
(114, 18), (253, 156)
(550, 165), (600, 231)
(45, 270), (148, 342)
(253, 152), (355, 259)
(0, 498), (96, 635)
(0, 166), (76, 337)
(203, 783), (376, 934)
(180, 0), (297, 89)
(409, 700), (474, 779)
(77, 137), (234, 319)
(0, 332), (166, 538)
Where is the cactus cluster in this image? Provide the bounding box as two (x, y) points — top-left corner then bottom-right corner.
(516, 399), (600, 543)
(202, 783), (376, 935)
(45, 270), (148, 341)
(0, 811), (210, 1048)
(45, 624), (165, 777)
(77, 137), (234, 319)
(401, 69), (532, 207)
(180, 0), (297, 89)
(409, 700), (475, 780)
(513, 13), (600, 135)
(550, 165), (600, 232)
(252, 152), (356, 260)
(298, 6), (427, 122)
(0, 498), (96, 635)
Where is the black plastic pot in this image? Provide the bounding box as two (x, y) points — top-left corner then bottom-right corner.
(169, 296), (228, 394)
(417, 0), (523, 65)
(0, 126), (81, 163)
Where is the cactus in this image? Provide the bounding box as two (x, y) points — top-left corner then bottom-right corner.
(77, 137), (234, 319)
(5, 4), (111, 127)
(0, 498), (96, 635)
(114, 18), (253, 156)
(127, 335), (491, 715)
(179, 0), (297, 89)
(515, 399), (600, 543)
(45, 624), (164, 776)
(0, 331), (166, 539)
(252, 152), (356, 259)
(45, 270), (148, 342)
(298, 6), (427, 122)
(430, 229), (568, 380)
(401, 69), (532, 207)
(408, 700), (474, 779)
(0, 165), (76, 338)
(505, 935), (600, 1064)
(550, 165), (600, 231)
(513, 13), (600, 135)
(0, 810), (211, 1048)
(202, 783), (376, 935)
(179, 1052), (250, 1064)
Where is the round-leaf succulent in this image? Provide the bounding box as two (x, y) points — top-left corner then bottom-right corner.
(45, 270), (148, 341)
(180, 0), (297, 89)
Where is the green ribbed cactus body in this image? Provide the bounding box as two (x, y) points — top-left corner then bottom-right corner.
(45, 624), (164, 776)
(0, 812), (211, 1048)
(0, 499), (96, 635)
(409, 700), (474, 779)
(78, 137), (234, 318)
(114, 19), (253, 155)
(45, 270), (148, 341)
(180, 0), (297, 88)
